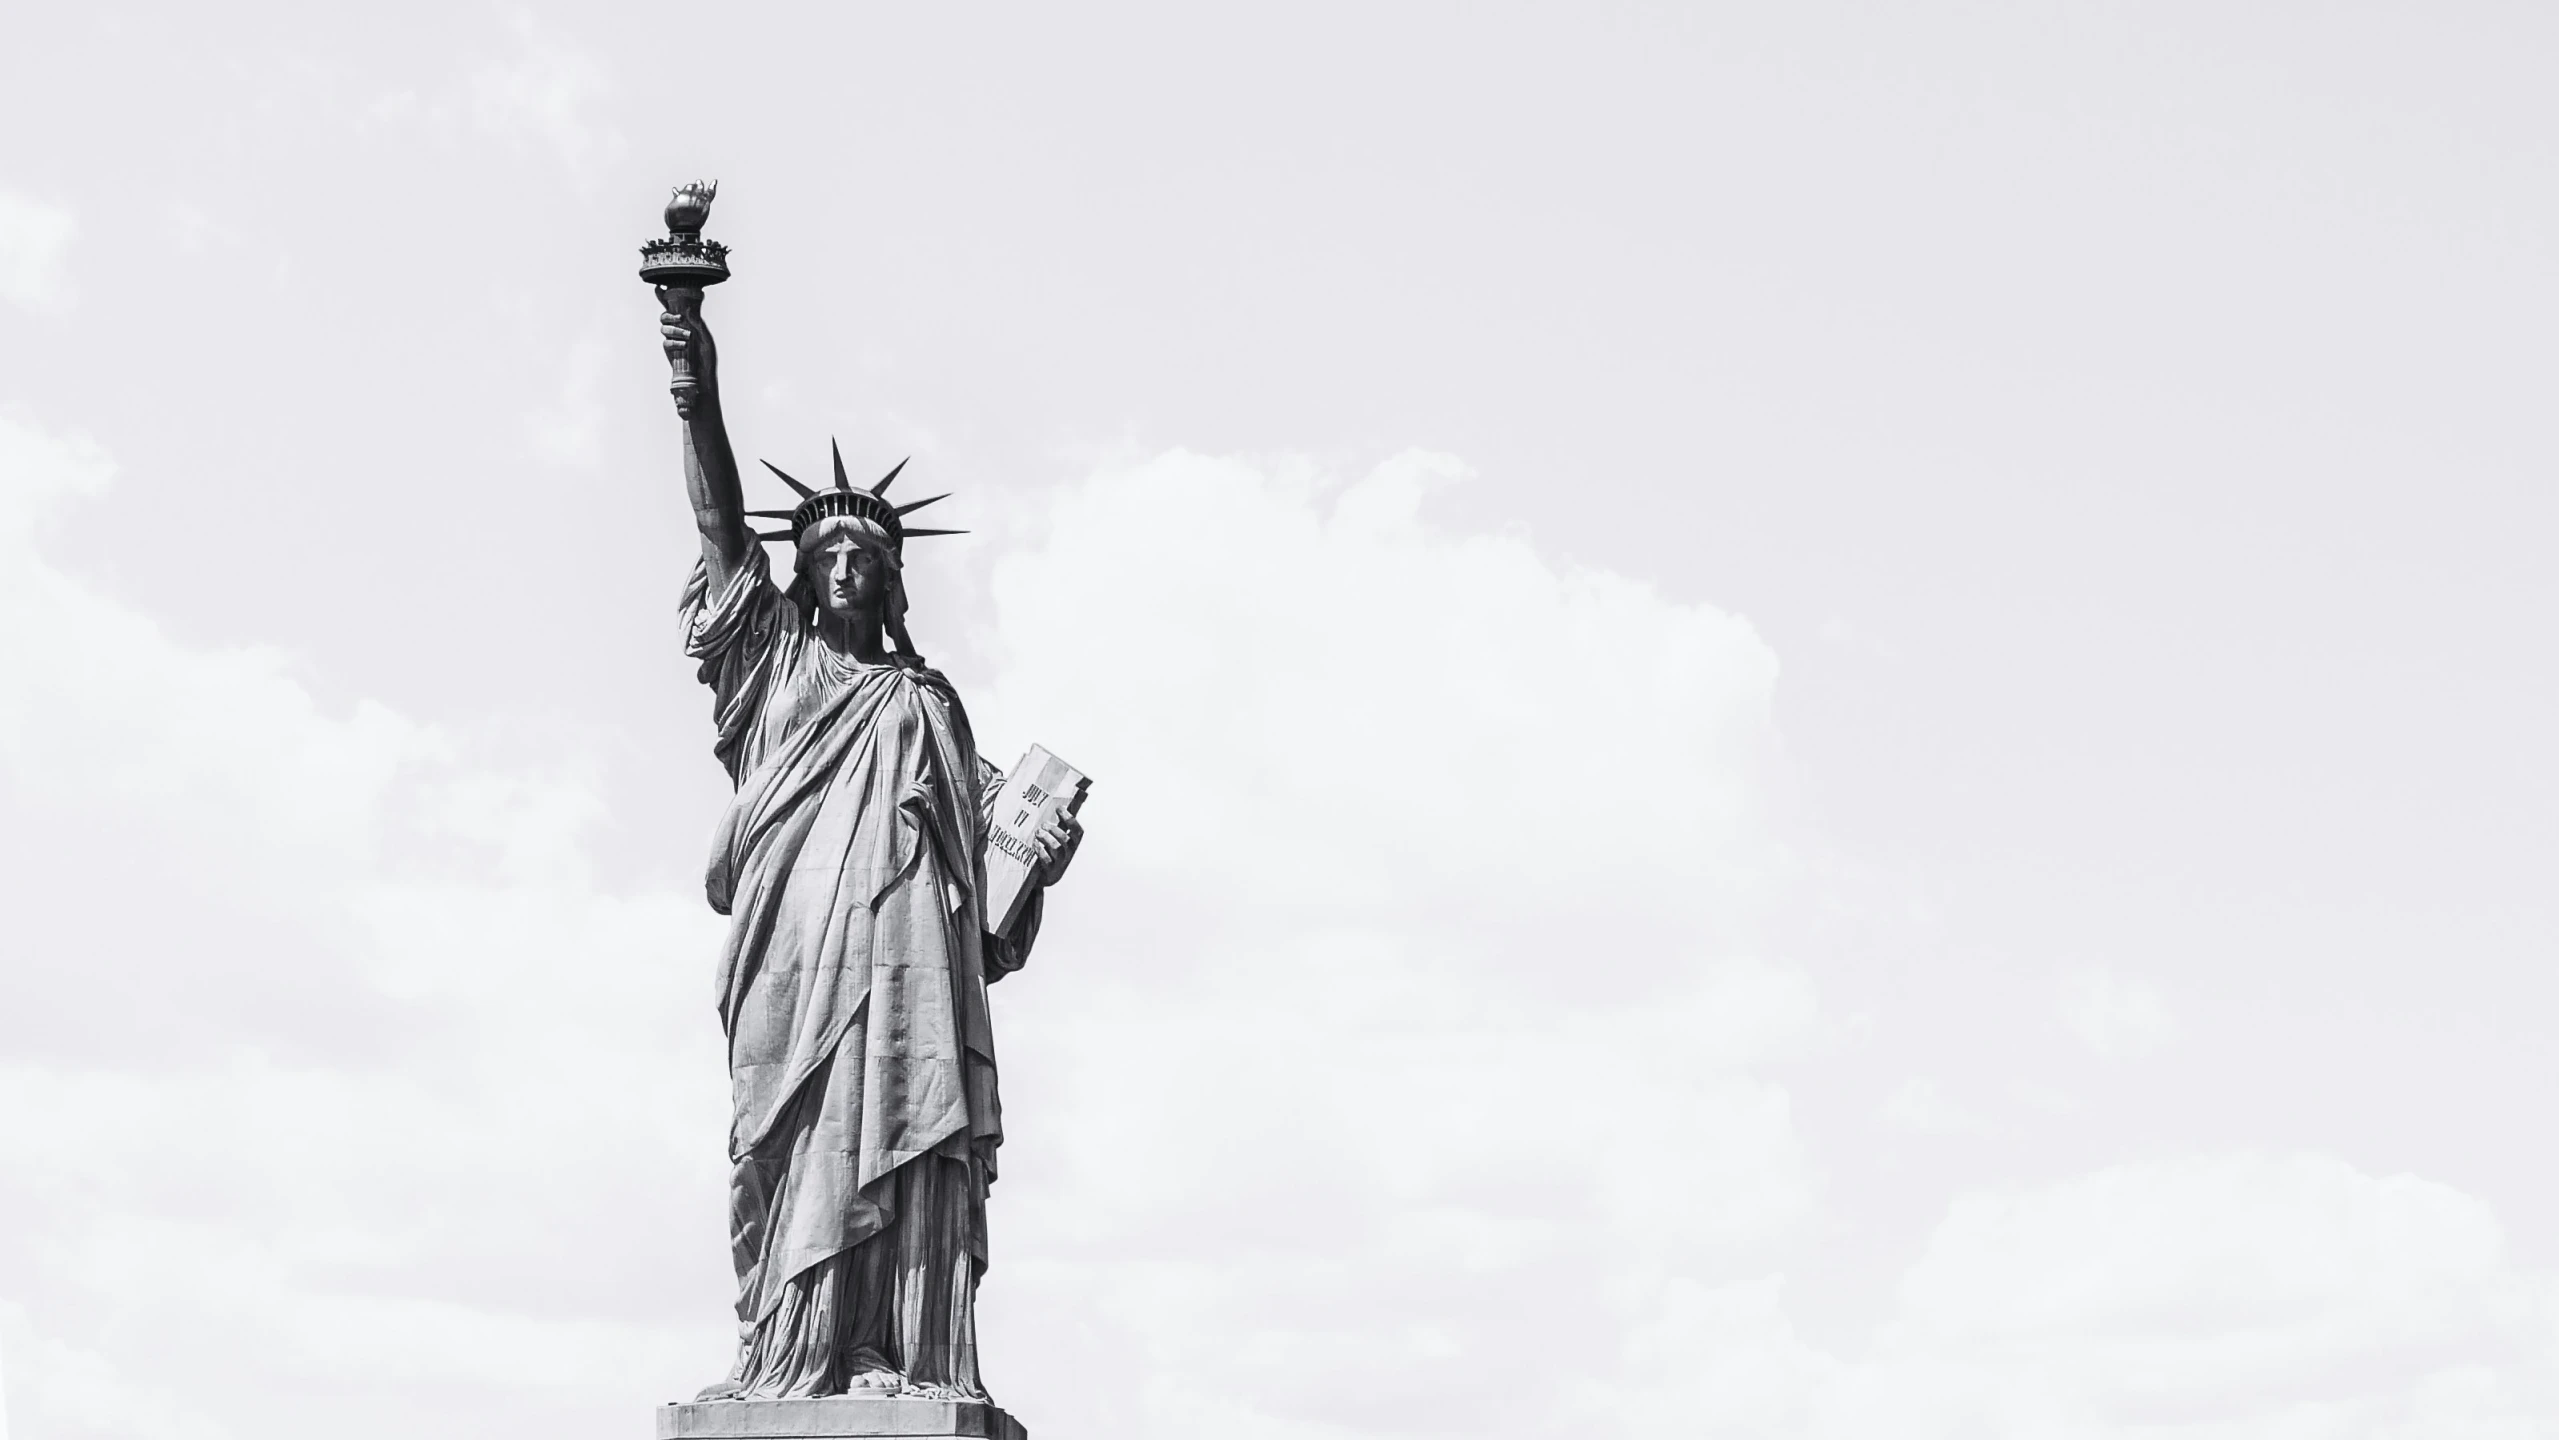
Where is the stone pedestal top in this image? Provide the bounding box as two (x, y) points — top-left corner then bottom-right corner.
(656, 1397), (1026, 1440)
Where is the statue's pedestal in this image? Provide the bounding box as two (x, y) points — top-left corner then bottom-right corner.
(656, 1397), (1026, 1440)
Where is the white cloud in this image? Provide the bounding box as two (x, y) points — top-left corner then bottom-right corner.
(969, 452), (2559, 1439)
(362, 15), (622, 176)
(0, 432), (1819, 1439)
(973, 449), (1819, 1436)
(468, 14), (620, 173)
(2060, 964), (2180, 1059)
(169, 201), (245, 258)
(0, 192), (74, 314)
(2, 429), (2553, 1439)
(1823, 1152), (2556, 1438)
(1884, 1076), (1991, 1136)
(0, 413), (731, 1439)
(1598, 1274), (1843, 1435)
(979, 449), (1791, 923)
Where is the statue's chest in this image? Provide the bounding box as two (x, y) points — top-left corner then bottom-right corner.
(760, 643), (917, 758)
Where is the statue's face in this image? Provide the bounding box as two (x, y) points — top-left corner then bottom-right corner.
(802, 536), (893, 619)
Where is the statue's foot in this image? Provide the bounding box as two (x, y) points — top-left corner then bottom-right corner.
(845, 1367), (903, 1393)
(690, 1380), (747, 1403)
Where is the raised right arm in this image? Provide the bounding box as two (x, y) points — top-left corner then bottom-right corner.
(658, 285), (754, 589)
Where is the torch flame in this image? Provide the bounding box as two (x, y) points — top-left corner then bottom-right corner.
(665, 181), (719, 236)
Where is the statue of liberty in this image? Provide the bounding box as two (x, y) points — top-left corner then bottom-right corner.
(643, 187), (1082, 1411)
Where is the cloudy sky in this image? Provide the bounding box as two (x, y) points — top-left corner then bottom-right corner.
(2, 4), (2555, 1437)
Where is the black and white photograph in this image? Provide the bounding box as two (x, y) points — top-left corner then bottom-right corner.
(1, 5), (2555, 1438)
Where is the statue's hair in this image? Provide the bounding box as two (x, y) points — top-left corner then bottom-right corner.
(796, 513), (902, 560)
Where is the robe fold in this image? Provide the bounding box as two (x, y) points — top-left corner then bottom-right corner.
(682, 549), (1036, 1399)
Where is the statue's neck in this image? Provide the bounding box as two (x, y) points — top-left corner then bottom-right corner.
(815, 607), (891, 664)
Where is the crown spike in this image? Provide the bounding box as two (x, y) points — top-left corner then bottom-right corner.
(755, 529), (795, 542)
(873, 457), (909, 496)
(761, 460), (816, 498)
(831, 439), (852, 492)
(892, 493), (949, 517)
(745, 509), (799, 519)
(900, 527), (967, 538)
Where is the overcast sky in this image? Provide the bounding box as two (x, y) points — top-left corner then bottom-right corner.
(3, 4), (2556, 1438)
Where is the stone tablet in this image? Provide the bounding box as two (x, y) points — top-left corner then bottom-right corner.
(982, 744), (1091, 937)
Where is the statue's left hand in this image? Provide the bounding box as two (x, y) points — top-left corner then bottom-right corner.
(1032, 811), (1083, 888)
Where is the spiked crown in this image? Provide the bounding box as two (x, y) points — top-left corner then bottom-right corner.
(747, 440), (965, 554)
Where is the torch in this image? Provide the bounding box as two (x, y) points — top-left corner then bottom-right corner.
(638, 181), (730, 417)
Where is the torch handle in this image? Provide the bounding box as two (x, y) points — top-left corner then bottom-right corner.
(662, 285), (707, 418)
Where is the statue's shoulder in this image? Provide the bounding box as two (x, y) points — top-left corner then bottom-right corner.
(889, 656), (967, 709)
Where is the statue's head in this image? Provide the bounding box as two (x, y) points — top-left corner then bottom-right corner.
(795, 516), (901, 620)
(753, 444), (964, 646)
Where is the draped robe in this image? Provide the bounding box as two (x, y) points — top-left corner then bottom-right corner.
(683, 549), (1038, 1399)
